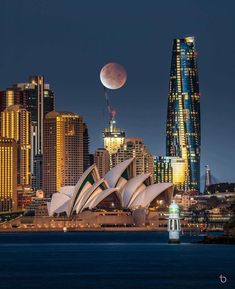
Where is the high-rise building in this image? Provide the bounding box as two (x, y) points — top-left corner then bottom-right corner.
(112, 137), (154, 177)
(1, 105), (31, 186)
(88, 153), (94, 167)
(204, 165), (212, 193)
(103, 118), (125, 168)
(14, 76), (55, 156)
(0, 137), (17, 211)
(166, 37), (201, 192)
(155, 156), (173, 184)
(94, 148), (110, 177)
(33, 155), (43, 191)
(83, 123), (90, 171)
(0, 87), (22, 122)
(15, 76), (55, 190)
(43, 111), (85, 197)
(156, 156), (186, 190)
(0, 76), (55, 190)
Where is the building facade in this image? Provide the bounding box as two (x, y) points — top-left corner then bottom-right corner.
(103, 118), (125, 168)
(94, 148), (110, 177)
(83, 123), (90, 171)
(112, 138), (154, 177)
(0, 137), (17, 211)
(1, 105), (31, 186)
(0, 87), (22, 123)
(43, 111), (85, 197)
(166, 37), (201, 191)
(155, 156), (173, 184)
(156, 156), (186, 190)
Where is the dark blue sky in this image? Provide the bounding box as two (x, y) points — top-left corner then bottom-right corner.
(0, 0), (235, 183)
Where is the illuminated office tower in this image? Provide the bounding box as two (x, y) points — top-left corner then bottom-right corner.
(94, 148), (110, 177)
(16, 76), (54, 190)
(166, 37), (201, 191)
(1, 105), (31, 186)
(15, 76), (55, 156)
(0, 137), (17, 211)
(112, 138), (154, 177)
(156, 156), (173, 183)
(43, 111), (85, 197)
(0, 76), (55, 190)
(0, 87), (22, 117)
(103, 118), (125, 168)
(156, 156), (186, 190)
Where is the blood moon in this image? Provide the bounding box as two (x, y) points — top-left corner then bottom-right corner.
(100, 63), (127, 89)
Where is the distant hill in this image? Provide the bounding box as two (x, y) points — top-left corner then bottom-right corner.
(206, 183), (235, 194)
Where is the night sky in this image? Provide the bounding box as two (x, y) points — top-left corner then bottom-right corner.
(0, 0), (234, 184)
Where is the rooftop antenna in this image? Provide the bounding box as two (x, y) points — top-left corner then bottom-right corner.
(103, 86), (116, 132)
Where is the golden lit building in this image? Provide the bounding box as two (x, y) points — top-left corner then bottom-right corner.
(0, 88), (22, 123)
(0, 137), (17, 211)
(0, 76), (55, 191)
(43, 111), (85, 197)
(0, 89), (17, 109)
(103, 119), (125, 168)
(1, 105), (31, 186)
(94, 148), (110, 177)
(156, 156), (186, 191)
(111, 137), (154, 177)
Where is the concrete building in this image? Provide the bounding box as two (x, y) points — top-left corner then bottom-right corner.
(94, 148), (110, 177)
(111, 138), (154, 177)
(43, 111), (86, 197)
(0, 137), (17, 211)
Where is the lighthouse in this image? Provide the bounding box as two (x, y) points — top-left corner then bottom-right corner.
(168, 200), (181, 244)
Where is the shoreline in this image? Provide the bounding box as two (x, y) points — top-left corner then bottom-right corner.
(0, 227), (220, 234)
(198, 235), (235, 245)
(0, 227), (164, 233)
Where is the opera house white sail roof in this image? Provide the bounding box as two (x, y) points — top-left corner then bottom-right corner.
(47, 158), (174, 217)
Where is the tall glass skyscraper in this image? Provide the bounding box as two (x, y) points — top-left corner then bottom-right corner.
(166, 37), (201, 192)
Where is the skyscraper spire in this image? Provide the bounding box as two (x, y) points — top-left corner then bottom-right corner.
(204, 165), (212, 193)
(102, 86), (125, 168)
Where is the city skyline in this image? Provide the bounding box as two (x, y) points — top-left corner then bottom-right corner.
(0, 0), (235, 184)
(0, 4), (234, 289)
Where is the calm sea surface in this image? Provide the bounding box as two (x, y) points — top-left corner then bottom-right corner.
(0, 232), (234, 289)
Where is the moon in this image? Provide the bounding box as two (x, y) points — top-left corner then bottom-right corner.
(100, 63), (127, 90)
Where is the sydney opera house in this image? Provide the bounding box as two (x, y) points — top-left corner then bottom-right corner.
(0, 158), (174, 231)
(47, 158), (174, 218)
